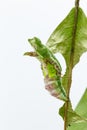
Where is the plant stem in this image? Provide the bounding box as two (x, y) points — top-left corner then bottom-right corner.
(75, 0), (80, 7)
(64, 0), (80, 130)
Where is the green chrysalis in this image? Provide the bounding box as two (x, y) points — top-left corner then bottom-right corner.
(24, 37), (67, 101)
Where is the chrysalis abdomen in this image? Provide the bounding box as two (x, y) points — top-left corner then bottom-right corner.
(42, 60), (67, 101)
(24, 37), (67, 101)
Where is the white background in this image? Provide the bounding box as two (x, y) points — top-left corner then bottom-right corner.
(0, 0), (87, 130)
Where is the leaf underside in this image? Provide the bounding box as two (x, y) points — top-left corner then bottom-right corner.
(46, 7), (87, 90)
(46, 7), (87, 67)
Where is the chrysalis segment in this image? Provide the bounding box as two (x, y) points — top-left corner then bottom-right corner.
(25, 37), (67, 101)
(42, 61), (67, 101)
(28, 37), (62, 75)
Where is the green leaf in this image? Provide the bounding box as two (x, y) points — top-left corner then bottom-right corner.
(75, 88), (87, 118)
(67, 89), (87, 130)
(46, 8), (87, 90)
(46, 7), (87, 68)
(59, 98), (87, 128)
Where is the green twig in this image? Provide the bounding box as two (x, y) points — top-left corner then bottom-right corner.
(64, 0), (80, 130)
